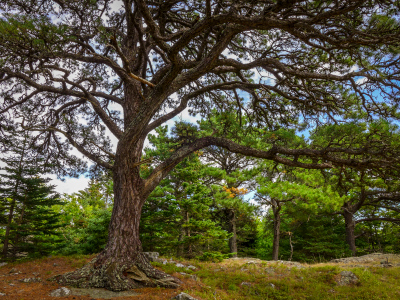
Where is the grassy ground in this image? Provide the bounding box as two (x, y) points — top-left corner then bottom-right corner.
(1, 255), (400, 299)
(175, 256), (400, 300)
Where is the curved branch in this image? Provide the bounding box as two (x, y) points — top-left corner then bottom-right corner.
(3, 68), (124, 140)
(142, 136), (400, 198)
(21, 124), (114, 170)
(0, 90), (41, 114)
(355, 217), (400, 224)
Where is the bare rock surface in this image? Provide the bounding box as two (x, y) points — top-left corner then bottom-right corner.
(266, 260), (306, 269)
(49, 286), (140, 298)
(70, 287), (140, 299)
(172, 292), (198, 300)
(143, 252), (161, 262)
(264, 267), (276, 274)
(189, 274), (199, 282)
(331, 253), (400, 268)
(336, 271), (359, 286)
(49, 287), (71, 297)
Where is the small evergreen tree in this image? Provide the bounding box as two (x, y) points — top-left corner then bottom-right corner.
(0, 132), (64, 260)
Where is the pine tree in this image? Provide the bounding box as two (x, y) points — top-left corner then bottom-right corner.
(0, 132), (64, 260)
(140, 124), (229, 257)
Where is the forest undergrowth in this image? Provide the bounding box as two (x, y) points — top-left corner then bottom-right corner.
(1, 254), (400, 300)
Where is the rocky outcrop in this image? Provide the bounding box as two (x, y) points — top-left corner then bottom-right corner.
(143, 252), (162, 262)
(49, 287), (71, 297)
(336, 271), (359, 286)
(172, 292), (198, 299)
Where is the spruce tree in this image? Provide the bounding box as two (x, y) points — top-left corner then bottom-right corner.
(0, 132), (64, 260)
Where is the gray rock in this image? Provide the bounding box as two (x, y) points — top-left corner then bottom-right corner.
(240, 268), (248, 271)
(189, 275), (199, 282)
(380, 259), (392, 267)
(0, 263), (7, 268)
(274, 260), (305, 269)
(9, 268), (17, 273)
(69, 287), (139, 299)
(50, 287), (71, 297)
(162, 259), (168, 265)
(19, 277), (41, 283)
(336, 271), (359, 286)
(172, 292), (198, 300)
(0, 292), (5, 296)
(176, 263), (185, 268)
(187, 265), (197, 270)
(241, 281), (251, 286)
(53, 263), (58, 266)
(179, 272), (188, 275)
(331, 254), (379, 264)
(265, 267), (275, 275)
(143, 252), (160, 262)
(269, 283), (275, 289)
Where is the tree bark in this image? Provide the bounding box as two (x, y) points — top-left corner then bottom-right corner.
(271, 199), (281, 261)
(55, 141), (180, 291)
(228, 209), (238, 256)
(343, 209), (357, 256)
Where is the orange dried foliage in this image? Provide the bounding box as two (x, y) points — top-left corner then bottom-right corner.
(222, 186), (248, 198)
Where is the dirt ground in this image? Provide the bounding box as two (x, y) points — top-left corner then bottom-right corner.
(0, 256), (198, 300)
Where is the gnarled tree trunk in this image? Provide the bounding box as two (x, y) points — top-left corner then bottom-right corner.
(55, 141), (180, 291)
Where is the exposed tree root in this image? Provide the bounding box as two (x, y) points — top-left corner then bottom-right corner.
(53, 252), (181, 292)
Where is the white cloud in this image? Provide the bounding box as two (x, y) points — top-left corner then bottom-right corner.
(49, 174), (90, 195)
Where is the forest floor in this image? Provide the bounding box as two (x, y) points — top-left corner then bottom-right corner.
(1, 253), (400, 300)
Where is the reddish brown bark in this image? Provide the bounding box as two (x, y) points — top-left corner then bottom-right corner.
(55, 151), (180, 291)
(271, 199), (282, 261)
(343, 209), (357, 256)
(228, 209), (238, 257)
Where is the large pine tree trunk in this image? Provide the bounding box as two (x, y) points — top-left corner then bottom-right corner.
(343, 210), (357, 256)
(55, 144), (180, 291)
